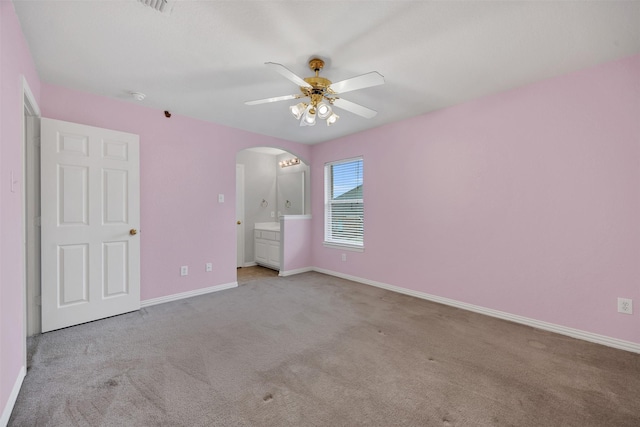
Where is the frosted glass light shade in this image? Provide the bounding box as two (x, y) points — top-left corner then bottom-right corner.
(290, 102), (307, 120)
(300, 108), (316, 126)
(317, 102), (332, 119)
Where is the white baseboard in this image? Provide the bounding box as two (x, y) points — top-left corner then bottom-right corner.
(242, 262), (257, 268)
(279, 267), (314, 277)
(140, 282), (238, 308)
(313, 267), (640, 354)
(1, 365), (25, 427)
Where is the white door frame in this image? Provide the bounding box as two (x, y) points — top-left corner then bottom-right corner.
(236, 164), (245, 268)
(22, 76), (41, 368)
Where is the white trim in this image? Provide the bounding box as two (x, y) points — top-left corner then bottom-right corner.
(22, 76), (41, 116)
(280, 215), (312, 220)
(322, 242), (364, 252)
(324, 156), (364, 167)
(140, 282), (237, 308)
(20, 76), (41, 386)
(242, 262), (258, 268)
(312, 267), (640, 354)
(1, 366), (26, 427)
(279, 267), (314, 277)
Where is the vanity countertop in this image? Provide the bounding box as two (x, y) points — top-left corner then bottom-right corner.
(254, 222), (280, 232)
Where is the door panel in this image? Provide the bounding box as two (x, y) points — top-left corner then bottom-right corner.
(59, 165), (88, 225)
(59, 244), (89, 305)
(41, 118), (140, 332)
(103, 241), (128, 297)
(103, 168), (128, 224)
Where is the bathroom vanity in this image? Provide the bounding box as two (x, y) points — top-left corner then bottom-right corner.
(254, 222), (280, 270)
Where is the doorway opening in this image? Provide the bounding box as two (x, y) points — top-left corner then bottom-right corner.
(235, 147), (309, 281)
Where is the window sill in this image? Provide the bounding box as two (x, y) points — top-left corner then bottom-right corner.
(323, 242), (364, 253)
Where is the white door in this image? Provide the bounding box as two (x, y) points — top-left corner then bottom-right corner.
(236, 164), (245, 268)
(40, 118), (140, 332)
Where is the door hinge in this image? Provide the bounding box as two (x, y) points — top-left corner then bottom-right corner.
(34, 216), (41, 227)
(35, 295), (42, 306)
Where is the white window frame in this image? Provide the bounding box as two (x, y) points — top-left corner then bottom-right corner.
(324, 156), (364, 251)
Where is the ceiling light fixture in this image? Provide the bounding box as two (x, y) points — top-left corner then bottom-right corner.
(246, 57), (384, 127)
(279, 158), (300, 168)
(291, 59), (338, 126)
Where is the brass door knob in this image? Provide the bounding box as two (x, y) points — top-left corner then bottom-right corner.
(129, 229), (138, 235)
(237, 220), (242, 225)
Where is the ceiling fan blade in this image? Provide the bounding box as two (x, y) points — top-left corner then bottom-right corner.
(329, 71), (384, 94)
(265, 62), (312, 88)
(332, 98), (378, 119)
(245, 94), (301, 105)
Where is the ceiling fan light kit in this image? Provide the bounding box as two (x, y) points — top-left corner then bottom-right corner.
(245, 57), (384, 127)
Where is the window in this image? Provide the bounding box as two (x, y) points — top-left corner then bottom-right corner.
(324, 157), (364, 249)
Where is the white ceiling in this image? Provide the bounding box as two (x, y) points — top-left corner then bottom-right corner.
(13, 0), (640, 145)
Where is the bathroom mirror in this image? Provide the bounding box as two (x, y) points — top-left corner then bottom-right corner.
(277, 171), (305, 215)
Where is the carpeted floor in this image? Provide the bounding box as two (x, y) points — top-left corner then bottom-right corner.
(9, 272), (640, 426)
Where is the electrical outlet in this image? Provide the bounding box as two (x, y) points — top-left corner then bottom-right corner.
(617, 298), (633, 314)
(341, 253), (347, 262)
(180, 266), (188, 276)
(206, 262), (213, 272)
(218, 194), (224, 203)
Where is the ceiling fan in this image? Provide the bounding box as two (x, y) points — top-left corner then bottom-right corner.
(245, 58), (385, 126)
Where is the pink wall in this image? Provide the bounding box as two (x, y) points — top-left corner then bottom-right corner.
(281, 216), (312, 273)
(0, 0), (41, 415)
(311, 54), (640, 345)
(41, 83), (311, 301)
(1, 1), (638, 418)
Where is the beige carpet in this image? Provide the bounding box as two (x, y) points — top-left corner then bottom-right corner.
(9, 272), (640, 426)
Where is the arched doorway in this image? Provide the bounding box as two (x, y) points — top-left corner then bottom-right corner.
(235, 147), (309, 283)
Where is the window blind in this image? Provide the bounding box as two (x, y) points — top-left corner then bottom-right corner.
(324, 158), (364, 247)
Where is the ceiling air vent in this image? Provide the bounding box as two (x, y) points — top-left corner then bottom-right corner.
(137, 0), (173, 15)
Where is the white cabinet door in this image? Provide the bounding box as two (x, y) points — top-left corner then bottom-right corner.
(40, 118), (140, 332)
(267, 241), (280, 267)
(255, 239), (268, 264)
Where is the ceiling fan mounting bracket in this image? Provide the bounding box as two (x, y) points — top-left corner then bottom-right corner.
(308, 58), (325, 73)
